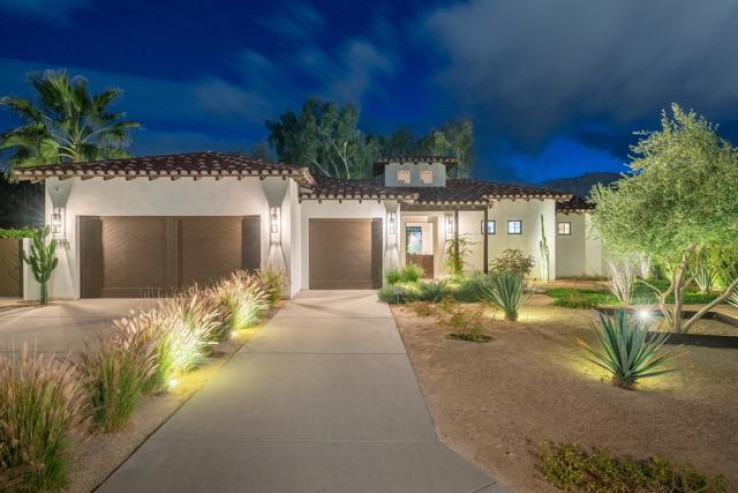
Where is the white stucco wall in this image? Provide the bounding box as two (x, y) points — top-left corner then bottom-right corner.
(43, 176), (295, 299)
(555, 212), (606, 278)
(299, 200), (388, 290)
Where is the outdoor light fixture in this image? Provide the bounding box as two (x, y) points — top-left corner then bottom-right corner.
(270, 207), (280, 235)
(51, 211), (62, 234)
(388, 211), (396, 236)
(638, 309), (651, 321)
(445, 213), (455, 239)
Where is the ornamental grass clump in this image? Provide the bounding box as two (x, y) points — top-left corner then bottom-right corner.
(0, 347), (88, 491)
(578, 310), (677, 389)
(79, 332), (157, 432)
(256, 268), (286, 306)
(482, 271), (533, 321)
(217, 271), (270, 330)
(607, 258), (637, 306)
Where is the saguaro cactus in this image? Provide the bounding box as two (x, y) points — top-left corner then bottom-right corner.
(539, 214), (550, 282)
(22, 226), (58, 305)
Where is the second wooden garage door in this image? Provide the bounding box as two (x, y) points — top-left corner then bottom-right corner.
(80, 216), (261, 298)
(309, 218), (382, 289)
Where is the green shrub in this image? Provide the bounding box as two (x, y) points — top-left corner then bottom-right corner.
(79, 334), (156, 432)
(552, 289), (599, 309)
(442, 305), (491, 343)
(0, 227), (36, 239)
(377, 282), (422, 304)
(482, 271), (533, 321)
(385, 265), (424, 285)
(385, 269), (402, 285)
(444, 236), (471, 276)
(490, 248), (535, 276)
(578, 310), (676, 389)
(0, 347), (88, 491)
(419, 281), (446, 302)
(539, 443), (726, 493)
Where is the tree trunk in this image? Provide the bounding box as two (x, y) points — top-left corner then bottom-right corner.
(40, 282), (49, 305)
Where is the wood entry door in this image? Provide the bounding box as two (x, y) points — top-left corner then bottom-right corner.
(309, 218), (382, 289)
(80, 216), (261, 298)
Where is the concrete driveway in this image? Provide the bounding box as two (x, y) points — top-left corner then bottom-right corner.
(0, 299), (159, 354)
(99, 290), (505, 493)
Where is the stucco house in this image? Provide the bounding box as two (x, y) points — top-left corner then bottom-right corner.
(13, 152), (603, 299)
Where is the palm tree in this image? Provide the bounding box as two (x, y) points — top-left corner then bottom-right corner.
(0, 70), (141, 176)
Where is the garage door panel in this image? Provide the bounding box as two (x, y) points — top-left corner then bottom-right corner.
(80, 216), (261, 298)
(180, 217), (243, 286)
(309, 219), (382, 290)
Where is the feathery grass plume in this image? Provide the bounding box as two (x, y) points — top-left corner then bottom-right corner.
(256, 268), (286, 306)
(79, 330), (156, 431)
(578, 309), (677, 389)
(482, 271), (533, 321)
(218, 271), (269, 329)
(607, 258), (637, 307)
(0, 346), (88, 491)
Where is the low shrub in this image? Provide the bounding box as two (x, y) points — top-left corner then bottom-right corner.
(79, 333), (156, 431)
(442, 305), (491, 343)
(0, 347), (88, 491)
(539, 442), (727, 493)
(482, 271), (532, 321)
(577, 309), (676, 389)
(552, 288), (599, 309)
(377, 282), (422, 304)
(490, 249), (535, 276)
(385, 265), (424, 285)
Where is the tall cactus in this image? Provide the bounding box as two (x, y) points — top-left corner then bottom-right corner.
(22, 226), (58, 305)
(539, 214), (550, 282)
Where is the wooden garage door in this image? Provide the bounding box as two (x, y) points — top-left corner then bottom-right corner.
(0, 239), (23, 297)
(309, 218), (382, 289)
(80, 216), (260, 298)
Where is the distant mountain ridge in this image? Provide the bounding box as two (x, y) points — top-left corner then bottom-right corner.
(543, 172), (621, 198)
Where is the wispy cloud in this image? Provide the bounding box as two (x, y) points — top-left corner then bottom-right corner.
(260, 1), (325, 40)
(0, 0), (90, 23)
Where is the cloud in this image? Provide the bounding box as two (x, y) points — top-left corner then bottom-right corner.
(260, 1), (325, 40)
(295, 39), (395, 103)
(423, 0), (738, 147)
(0, 0), (89, 23)
(0, 58), (273, 127)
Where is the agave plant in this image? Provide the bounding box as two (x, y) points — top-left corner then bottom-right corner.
(0, 347), (88, 491)
(578, 310), (677, 389)
(481, 271), (533, 321)
(728, 290), (738, 309)
(693, 264), (715, 293)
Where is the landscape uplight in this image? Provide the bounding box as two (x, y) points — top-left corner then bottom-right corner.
(638, 309), (651, 321)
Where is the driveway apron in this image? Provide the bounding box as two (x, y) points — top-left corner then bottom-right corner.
(99, 290), (504, 493)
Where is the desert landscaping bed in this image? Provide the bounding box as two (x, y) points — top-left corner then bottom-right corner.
(392, 297), (738, 492)
(63, 302), (282, 493)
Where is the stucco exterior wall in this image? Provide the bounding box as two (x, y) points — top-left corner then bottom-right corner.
(555, 212), (605, 277)
(42, 176), (292, 299)
(384, 162), (447, 187)
(299, 200), (388, 291)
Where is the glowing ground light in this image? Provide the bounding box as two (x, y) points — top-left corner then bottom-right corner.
(168, 378), (179, 389)
(638, 309), (651, 321)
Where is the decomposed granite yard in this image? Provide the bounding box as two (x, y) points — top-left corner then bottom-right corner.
(391, 296), (738, 492)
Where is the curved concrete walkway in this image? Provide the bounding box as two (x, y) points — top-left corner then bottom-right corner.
(99, 291), (503, 493)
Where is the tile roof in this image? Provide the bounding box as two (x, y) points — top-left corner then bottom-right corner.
(557, 195), (595, 213)
(13, 152), (314, 185)
(374, 155), (458, 165)
(300, 177), (572, 205)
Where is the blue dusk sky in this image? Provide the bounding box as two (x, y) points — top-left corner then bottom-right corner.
(1, 0), (737, 183)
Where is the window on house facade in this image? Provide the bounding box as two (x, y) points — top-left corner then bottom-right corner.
(557, 222), (572, 235)
(480, 220), (496, 235)
(397, 169), (411, 184)
(507, 220), (523, 235)
(420, 170), (434, 184)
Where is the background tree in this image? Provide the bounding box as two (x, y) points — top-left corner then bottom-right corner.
(591, 104), (738, 333)
(0, 70), (141, 177)
(266, 98), (377, 179)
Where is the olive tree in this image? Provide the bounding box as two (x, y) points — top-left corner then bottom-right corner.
(591, 104), (738, 333)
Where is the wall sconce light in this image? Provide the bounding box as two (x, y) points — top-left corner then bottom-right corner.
(445, 213), (455, 239)
(51, 210), (62, 234)
(387, 211), (396, 236)
(269, 207), (280, 236)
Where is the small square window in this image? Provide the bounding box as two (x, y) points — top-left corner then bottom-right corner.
(480, 220), (496, 235)
(420, 170), (434, 184)
(397, 169), (411, 184)
(558, 222), (572, 235)
(507, 220), (523, 235)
